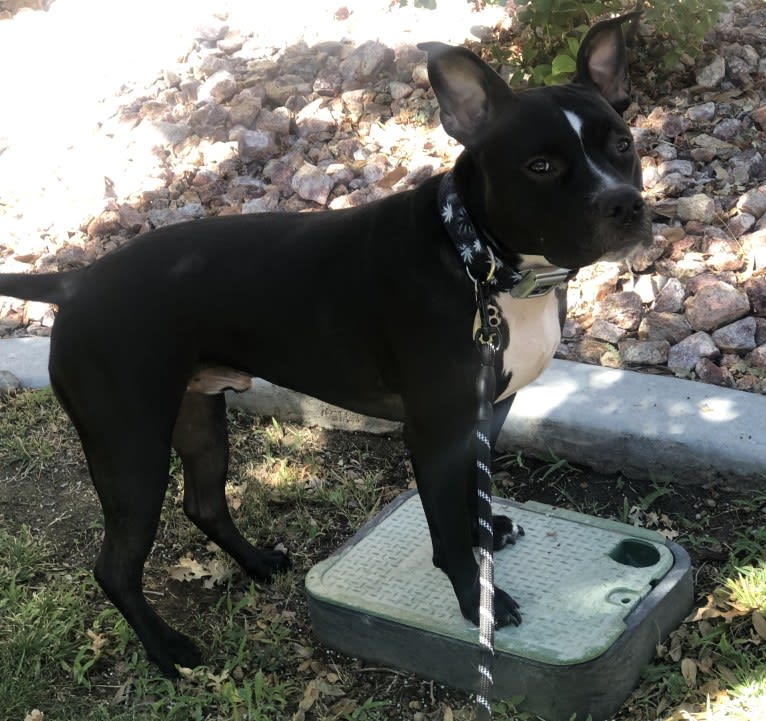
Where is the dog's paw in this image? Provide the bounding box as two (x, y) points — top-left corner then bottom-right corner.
(493, 514), (524, 550)
(461, 582), (522, 628)
(494, 586), (522, 627)
(244, 546), (291, 580)
(149, 630), (202, 677)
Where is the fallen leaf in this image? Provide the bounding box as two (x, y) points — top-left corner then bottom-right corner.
(202, 559), (232, 589)
(681, 657), (697, 687)
(752, 610), (766, 640)
(87, 628), (107, 655)
(169, 556), (209, 583)
(716, 663), (739, 687)
(298, 680), (320, 712)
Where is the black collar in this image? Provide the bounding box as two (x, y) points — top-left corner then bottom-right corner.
(438, 172), (575, 298)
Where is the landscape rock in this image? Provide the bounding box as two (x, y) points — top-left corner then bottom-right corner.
(638, 312), (692, 344)
(684, 281), (750, 331)
(737, 190), (766, 218)
(236, 129), (277, 164)
(296, 99), (336, 138)
(589, 319), (627, 344)
(0, 370), (20, 395)
(695, 55), (726, 87)
(291, 163), (333, 205)
(668, 332), (720, 373)
(198, 70), (238, 104)
(745, 275), (766, 316)
(618, 339), (670, 365)
(711, 316), (757, 353)
(599, 291), (643, 331)
(695, 357), (733, 386)
(748, 343), (766, 368)
(339, 41), (394, 83)
(653, 277), (686, 313)
(677, 194), (715, 223)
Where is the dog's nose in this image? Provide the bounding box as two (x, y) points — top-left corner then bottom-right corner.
(598, 186), (645, 224)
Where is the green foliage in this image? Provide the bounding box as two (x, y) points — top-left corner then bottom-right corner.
(496, 0), (725, 87)
(640, 0), (726, 68)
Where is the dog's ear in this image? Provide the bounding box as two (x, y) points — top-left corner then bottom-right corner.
(573, 12), (640, 114)
(417, 42), (513, 148)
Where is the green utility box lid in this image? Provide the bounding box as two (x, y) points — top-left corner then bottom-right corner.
(306, 490), (692, 721)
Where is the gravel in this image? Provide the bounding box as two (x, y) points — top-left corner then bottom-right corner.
(1, 0), (766, 394)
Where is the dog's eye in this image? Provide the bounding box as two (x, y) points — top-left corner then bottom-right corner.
(616, 137), (632, 153)
(528, 158), (553, 174)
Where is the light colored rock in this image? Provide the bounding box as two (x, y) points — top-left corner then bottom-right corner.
(198, 70), (238, 104)
(236, 129), (277, 164)
(728, 213), (755, 238)
(296, 99), (336, 138)
(657, 160), (693, 177)
(677, 194), (715, 223)
(695, 55), (725, 88)
(687, 102), (716, 123)
(339, 41), (394, 83)
(653, 277), (686, 313)
(737, 190), (766, 219)
(291, 163), (333, 205)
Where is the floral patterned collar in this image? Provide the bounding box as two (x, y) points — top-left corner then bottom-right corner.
(438, 171), (575, 298)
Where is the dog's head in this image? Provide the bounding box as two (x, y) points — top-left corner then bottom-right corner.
(420, 13), (651, 270)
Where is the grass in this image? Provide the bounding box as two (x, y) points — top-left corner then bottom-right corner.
(2, 387), (766, 720)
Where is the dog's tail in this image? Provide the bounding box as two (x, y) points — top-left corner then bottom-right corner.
(0, 272), (77, 306)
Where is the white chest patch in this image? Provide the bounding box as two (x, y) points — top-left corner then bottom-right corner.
(494, 290), (561, 403)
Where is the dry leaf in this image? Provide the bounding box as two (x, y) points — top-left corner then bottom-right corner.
(681, 657), (697, 687)
(202, 559), (232, 589)
(752, 610), (766, 640)
(443, 706), (454, 721)
(298, 680), (320, 712)
(716, 663), (739, 687)
(87, 628), (107, 655)
(24, 711), (44, 721)
(169, 556), (209, 582)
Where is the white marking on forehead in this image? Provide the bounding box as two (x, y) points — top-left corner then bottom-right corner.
(563, 109), (619, 190)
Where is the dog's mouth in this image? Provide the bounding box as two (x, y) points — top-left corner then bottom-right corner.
(541, 202), (652, 269)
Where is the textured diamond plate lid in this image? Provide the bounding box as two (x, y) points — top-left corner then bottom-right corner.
(305, 493), (674, 665)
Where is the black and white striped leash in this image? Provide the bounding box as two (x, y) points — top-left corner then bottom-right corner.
(438, 170), (575, 719)
(474, 278), (500, 721)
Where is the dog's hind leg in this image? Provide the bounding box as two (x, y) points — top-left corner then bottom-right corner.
(171, 392), (290, 580)
(81, 419), (202, 676)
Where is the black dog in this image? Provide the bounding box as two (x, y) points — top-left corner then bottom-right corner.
(0, 13), (650, 675)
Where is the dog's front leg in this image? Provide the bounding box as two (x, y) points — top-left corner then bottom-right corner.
(469, 393), (525, 551)
(404, 411), (522, 628)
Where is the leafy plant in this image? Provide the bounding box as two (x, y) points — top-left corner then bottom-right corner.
(486, 0), (725, 87)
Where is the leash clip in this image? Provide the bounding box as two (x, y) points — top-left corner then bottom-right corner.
(474, 278), (502, 355)
(510, 267), (576, 299)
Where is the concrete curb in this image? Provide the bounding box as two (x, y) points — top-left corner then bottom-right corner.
(2, 337), (763, 486)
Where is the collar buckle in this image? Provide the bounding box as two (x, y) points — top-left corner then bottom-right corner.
(510, 267), (576, 299)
